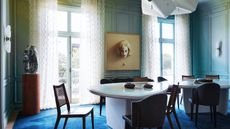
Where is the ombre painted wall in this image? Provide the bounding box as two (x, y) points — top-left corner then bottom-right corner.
(191, 0), (230, 80)
(12, 0), (142, 106)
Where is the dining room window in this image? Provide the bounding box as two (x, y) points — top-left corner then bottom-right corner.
(158, 17), (175, 82)
(57, 6), (81, 103)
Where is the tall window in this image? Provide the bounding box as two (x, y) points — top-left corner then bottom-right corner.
(57, 6), (81, 103)
(158, 17), (175, 82)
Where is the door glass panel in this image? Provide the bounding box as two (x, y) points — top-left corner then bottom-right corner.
(71, 38), (80, 103)
(162, 43), (174, 82)
(162, 23), (173, 39)
(71, 13), (82, 32)
(57, 11), (68, 31)
(57, 37), (68, 84)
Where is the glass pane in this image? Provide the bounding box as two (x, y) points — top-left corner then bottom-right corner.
(162, 23), (173, 39)
(71, 38), (80, 103)
(57, 37), (68, 84)
(162, 43), (174, 82)
(57, 11), (68, 31)
(71, 13), (82, 32)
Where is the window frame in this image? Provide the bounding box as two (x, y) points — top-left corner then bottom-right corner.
(158, 17), (175, 81)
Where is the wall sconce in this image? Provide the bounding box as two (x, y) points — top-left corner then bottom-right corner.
(216, 41), (222, 57)
(4, 25), (11, 53)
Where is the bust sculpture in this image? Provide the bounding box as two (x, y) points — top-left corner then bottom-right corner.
(23, 45), (38, 74)
(118, 40), (131, 58)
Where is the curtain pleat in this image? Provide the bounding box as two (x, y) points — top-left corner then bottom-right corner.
(79, 0), (105, 104)
(29, 0), (58, 109)
(175, 14), (192, 82)
(141, 15), (160, 81)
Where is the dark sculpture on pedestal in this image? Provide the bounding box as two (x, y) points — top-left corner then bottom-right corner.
(23, 45), (38, 74)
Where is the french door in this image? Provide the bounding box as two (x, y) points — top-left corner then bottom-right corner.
(57, 6), (81, 103)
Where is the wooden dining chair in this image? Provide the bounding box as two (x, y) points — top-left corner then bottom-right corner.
(122, 93), (167, 129)
(205, 75), (220, 80)
(189, 83), (220, 127)
(53, 83), (94, 129)
(166, 84), (182, 129)
(180, 75), (195, 104)
(158, 76), (180, 109)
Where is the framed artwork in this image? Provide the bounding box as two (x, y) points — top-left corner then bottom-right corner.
(105, 32), (140, 70)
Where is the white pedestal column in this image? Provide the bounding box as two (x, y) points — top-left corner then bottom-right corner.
(106, 98), (131, 129)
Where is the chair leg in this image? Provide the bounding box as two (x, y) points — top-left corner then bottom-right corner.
(100, 96), (103, 115)
(167, 114), (174, 129)
(125, 121), (132, 129)
(63, 117), (68, 129)
(210, 106), (213, 121)
(177, 95), (180, 109)
(54, 117), (60, 129)
(83, 117), (86, 129)
(213, 105), (217, 128)
(180, 93), (183, 104)
(195, 104), (199, 127)
(91, 109), (94, 129)
(190, 103), (193, 120)
(173, 109), (181, 129)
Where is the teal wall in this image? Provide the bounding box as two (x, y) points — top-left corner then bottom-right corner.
(191, 0), (230, 79)
(1, 0), (14, 128)
(104, 0), (142, 78)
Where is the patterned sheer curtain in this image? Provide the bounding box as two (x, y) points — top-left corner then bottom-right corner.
(79, 0), (105, 104)
(141, 15), (160, 80)
(175, 14), (192, 82)
(29, 0), (58, 109)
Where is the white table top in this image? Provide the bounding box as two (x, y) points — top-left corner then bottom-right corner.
(179, 80), (230, 89)
(89, 82), (169, 100)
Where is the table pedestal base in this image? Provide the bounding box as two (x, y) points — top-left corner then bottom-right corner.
(106, 98), (131, 129)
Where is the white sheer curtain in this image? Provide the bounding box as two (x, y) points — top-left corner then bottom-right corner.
(79, 0), (105, 104)
(141, 15), (161, 80)
(29, 0), (58, 109)
(175, 14), (192, 82)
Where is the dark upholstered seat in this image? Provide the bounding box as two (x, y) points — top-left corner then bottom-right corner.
(189, 83), (220, 127)
(205, 74), (220, 80)
(157, 76), (168, 82)
(122, 93), (167, 129)
(53, 83), (94, 129)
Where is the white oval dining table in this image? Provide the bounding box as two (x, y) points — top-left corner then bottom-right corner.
(89, 82), (169, 129)
(180, 79), (230, 115)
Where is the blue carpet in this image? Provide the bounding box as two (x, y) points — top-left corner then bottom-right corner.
(13, 103), (230, 129)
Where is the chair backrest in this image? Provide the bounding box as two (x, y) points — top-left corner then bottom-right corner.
(195, 83), (220, 105)
(133, 77), (154, 82)
(205, 75), (220, 80)
(131, 93), (167, 128)
(166, 84), (179, 113)
(182, 75), (195, 81)
(53, 83), (70, 115)
(157, 76), (167, 82)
